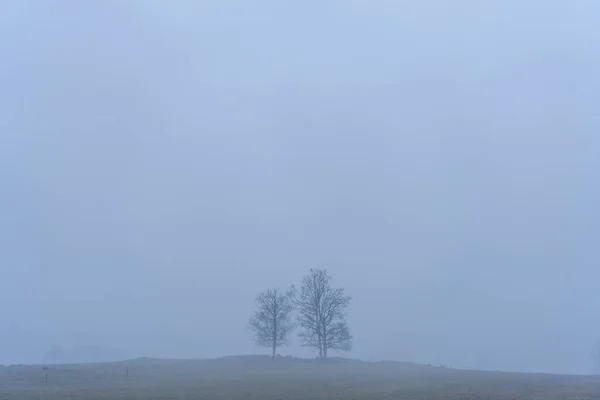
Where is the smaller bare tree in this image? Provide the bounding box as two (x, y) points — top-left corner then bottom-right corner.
(249, 288), (296, 359)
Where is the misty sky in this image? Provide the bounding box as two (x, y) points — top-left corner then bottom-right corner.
(1, 0), (599, 374)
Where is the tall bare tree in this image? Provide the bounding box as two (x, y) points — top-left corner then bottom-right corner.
(290, 269), (352, 358)
(248, 288), (296, 359)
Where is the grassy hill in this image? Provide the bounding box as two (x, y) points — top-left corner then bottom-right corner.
(0, 355), (598, 399)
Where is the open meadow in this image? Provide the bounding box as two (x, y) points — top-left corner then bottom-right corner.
(0, 356), (599, 400)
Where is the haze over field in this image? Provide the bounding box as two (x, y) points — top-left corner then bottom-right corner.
(1, 0), (599, 374)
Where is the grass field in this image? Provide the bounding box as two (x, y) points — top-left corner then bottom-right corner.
(0, 356), (598, 399)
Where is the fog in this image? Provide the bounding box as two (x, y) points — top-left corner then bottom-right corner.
(1, 0), (599, 374)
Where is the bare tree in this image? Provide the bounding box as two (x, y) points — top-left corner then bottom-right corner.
(289, 269), (352, 358)
(248, 288), (296, 359)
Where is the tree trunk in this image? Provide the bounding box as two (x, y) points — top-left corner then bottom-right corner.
(272, 304), (277, 360)
(318, 330), (323, 357)
(318, 337), (323, 358)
